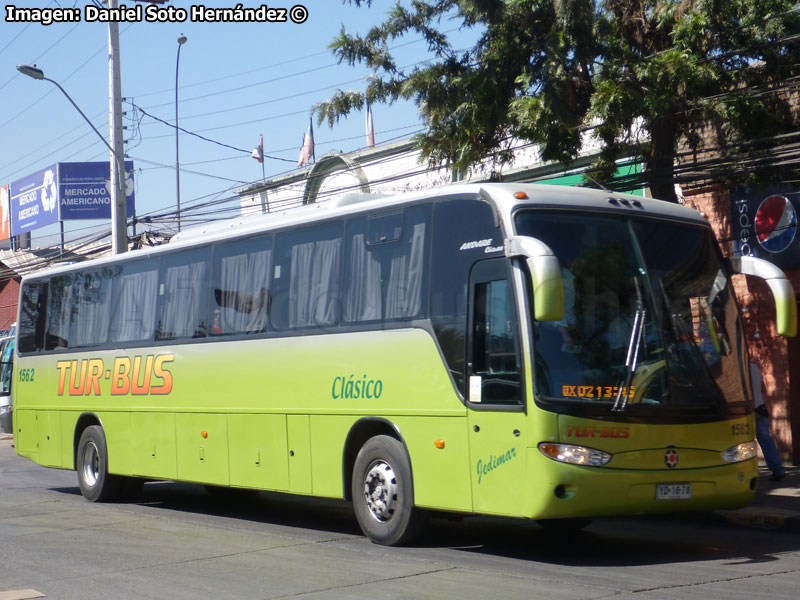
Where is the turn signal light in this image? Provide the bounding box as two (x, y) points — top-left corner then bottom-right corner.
(434, 439), (445, 449)
(514, 191), (529, 199)
(201, 431), (208, 438)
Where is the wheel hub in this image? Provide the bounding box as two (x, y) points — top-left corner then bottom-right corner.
(81, 441), (100, 488)
(363, 460), (397, 522)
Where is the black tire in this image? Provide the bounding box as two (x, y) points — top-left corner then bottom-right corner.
(76, 425), (122, 502)
(351, 435), (422, 546)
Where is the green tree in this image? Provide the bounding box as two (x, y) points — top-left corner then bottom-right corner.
(317, 1), (800, 202)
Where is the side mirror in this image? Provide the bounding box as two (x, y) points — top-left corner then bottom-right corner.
(505, 236), (564, 322)
(727, 256), (797, 337)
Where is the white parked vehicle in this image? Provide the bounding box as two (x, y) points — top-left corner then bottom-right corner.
(0, 325), (15, 435)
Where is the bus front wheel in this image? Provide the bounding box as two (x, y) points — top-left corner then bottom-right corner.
(352, 435), (422, 546)
(77, 425), (122, 502)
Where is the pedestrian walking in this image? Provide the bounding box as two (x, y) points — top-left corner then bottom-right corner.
(750, 362), (787, 481)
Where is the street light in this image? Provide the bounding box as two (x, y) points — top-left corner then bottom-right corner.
(16, 63), (128, 254)
(175, 33), (187, 232)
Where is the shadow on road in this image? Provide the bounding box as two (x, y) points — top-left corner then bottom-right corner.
(50, 480), (800, 568)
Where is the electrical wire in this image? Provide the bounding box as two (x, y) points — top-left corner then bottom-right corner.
(2, 18), (797, 277)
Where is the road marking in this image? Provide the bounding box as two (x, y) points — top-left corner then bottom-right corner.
(0, 591), (46, 600)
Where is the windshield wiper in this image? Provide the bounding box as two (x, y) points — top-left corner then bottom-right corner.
(612, 277), (646, 412)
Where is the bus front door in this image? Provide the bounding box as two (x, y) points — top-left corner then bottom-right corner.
(466, 258), (528, 517)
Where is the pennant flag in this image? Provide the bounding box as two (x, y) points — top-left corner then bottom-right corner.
(297, 117), (315, 167)
(365, 101), (375, 148)
(251, 134), (264, 163)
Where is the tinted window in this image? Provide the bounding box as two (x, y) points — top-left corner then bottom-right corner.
(0, 337), (13, 394)
(45, 268), (115, 349)
(431, 198), (502, 321)
(157, 248), (211, 340)
(211, 235), (272, 335)
(272, 222), (343, 330)
(470, 261), (521, 404)
(108, 259), (159, 343)
(430, 198), (503, 393)
(17, 283), (43, 353)
(45, 275), (74, 350)
(367, 212), (403, 244)
(344, 205), (430, 323)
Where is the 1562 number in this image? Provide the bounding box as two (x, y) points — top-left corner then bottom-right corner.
(731, 423), (751, 436)
(18, 368), (35, 383)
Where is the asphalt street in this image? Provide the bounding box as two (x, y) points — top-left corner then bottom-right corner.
(1, 436), (799, 600)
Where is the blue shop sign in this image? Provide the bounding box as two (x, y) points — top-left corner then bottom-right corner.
(9, 164), (60, 236)
(59, 161), (135, 220)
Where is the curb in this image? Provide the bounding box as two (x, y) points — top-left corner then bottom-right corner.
(717, 506), (800, 531)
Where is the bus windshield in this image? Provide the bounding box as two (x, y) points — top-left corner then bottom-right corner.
(515, 210), (748, 419)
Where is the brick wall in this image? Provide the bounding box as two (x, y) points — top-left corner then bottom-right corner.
(0, 278), (19, 331)
(683, 187), (796, 462)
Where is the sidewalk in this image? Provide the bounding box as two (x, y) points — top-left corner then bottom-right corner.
(716, 465), (800, 531)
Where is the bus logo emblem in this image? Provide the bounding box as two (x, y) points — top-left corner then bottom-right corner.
(664, 449), (679, 468)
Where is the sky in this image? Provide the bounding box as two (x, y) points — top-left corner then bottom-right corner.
(0, 0), (474, 247)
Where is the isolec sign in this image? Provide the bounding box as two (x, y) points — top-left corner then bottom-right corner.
(9, 161), (135, 236)
(732, 184), (800, 268)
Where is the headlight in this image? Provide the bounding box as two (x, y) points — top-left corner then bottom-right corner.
(721, 440), (757, 463)
(539, 442), (612, 466)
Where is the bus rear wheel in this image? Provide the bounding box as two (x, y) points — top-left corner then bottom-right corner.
(352, 435), (422, 546)
(77, 425), (122, 502)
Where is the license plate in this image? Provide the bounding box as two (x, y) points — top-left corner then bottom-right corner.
(656, 483), (692, 500)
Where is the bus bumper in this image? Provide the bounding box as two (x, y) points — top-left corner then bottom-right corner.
(528, 450), (758, 520)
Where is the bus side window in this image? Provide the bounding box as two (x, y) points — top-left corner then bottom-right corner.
(468, 259), (522, 405)
(45, 275), (73, 350)
(68, 268), (115, 348)
(343, 205), (430, 324)
(430, 197), (503, 396)
(343, 217), (381, 323)
(45, 269), (114, 349)
(157, 248), (212, 341)
(18, 283), (45, 353)
(271, 222), (343, 330)
(210, 235), (273, 336)
(108, 259), (159, 344)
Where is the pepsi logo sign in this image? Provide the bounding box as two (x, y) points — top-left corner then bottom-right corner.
(755, 195), (797, 253)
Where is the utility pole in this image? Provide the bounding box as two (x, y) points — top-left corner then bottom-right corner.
(108, 0), (128, 254)
(175, 33), (187, 232)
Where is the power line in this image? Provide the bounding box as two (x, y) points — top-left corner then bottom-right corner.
(129, 101), (297, 163)
(1, 125), (797, 284)
(135, 28), (458, 107)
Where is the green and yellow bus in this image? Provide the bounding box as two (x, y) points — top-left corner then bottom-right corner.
(13, 183), (796, 545)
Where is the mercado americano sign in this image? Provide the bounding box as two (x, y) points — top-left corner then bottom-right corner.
(9, 161), (135, 236)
